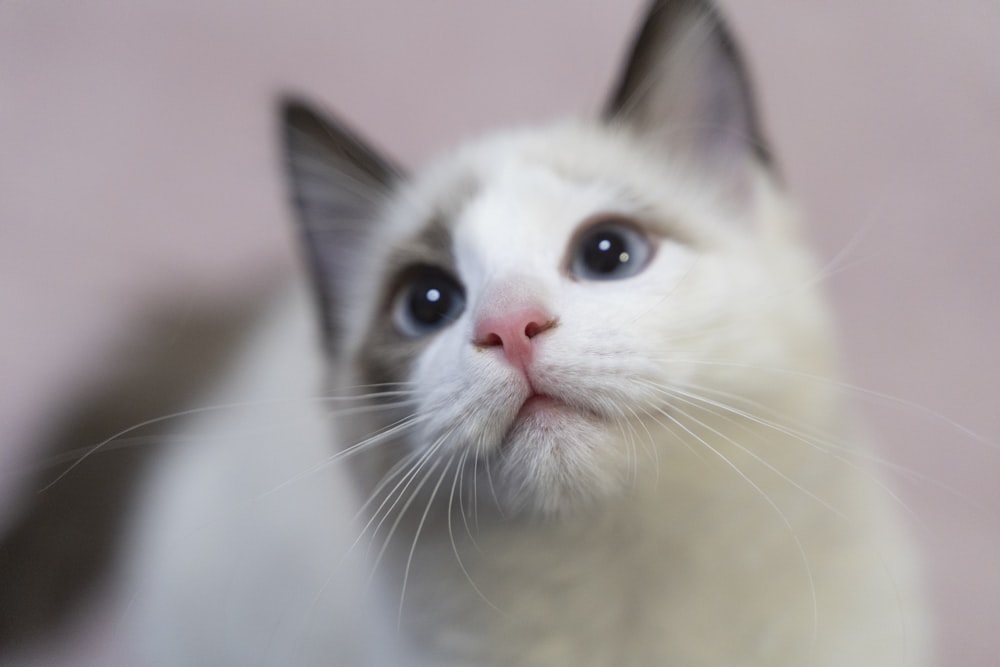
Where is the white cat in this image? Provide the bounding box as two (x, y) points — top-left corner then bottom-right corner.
(124, 1), (929, 664)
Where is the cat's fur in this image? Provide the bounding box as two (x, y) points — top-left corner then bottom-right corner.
(124, 1), (929, 664)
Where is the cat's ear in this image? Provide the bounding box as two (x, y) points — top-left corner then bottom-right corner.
(605, 0), (773, 191)
(280, 98), (405, 349)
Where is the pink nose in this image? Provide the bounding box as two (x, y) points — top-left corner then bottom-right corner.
(473, 306), (556, 371)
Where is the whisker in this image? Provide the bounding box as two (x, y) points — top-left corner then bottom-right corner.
(650, 358), (997, 451)
(665, 379), (977, 515)
(398, 452), (455, 628)
(364, 429), (456, 588)
(367, 456), (441, 594)
(352, 445), (438, 559)
(639, 380), (850, 522)
(471, 434), (484, 528)
(456, 448), (484, 554)
(447, 448), (496, 609)
(257, 411), (428, 503)
(483, 440), (505, 519)
(37, 390), (421, 491)
(646, 401), (820, 645)
(624, 402), (659, 484)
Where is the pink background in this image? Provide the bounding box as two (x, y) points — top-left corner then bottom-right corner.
(1, 1), (997, 664)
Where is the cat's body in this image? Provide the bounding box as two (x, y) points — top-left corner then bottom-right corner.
(125, 142), (925, 666)
(118, 1), (929, 664)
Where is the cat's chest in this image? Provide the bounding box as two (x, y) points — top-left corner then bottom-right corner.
(382, 442), (856, 667)
(385, 499), (703, 665)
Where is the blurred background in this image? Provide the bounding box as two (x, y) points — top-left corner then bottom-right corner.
(1, 1), (997, 664)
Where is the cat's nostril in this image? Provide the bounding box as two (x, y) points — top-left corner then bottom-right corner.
(480, 332), (504, 348)
(524, 319), (554, 339)
(472, 307), (556, 362)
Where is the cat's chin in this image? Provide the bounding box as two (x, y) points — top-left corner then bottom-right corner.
(491, 398), (631, 518)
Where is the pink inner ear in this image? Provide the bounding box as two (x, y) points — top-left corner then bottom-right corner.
(473, 306), (556, 373)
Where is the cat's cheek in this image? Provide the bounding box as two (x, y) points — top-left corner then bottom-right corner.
(411, 346), (525, 454)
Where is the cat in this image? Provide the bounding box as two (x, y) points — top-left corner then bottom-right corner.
(117, 0), (931, 664)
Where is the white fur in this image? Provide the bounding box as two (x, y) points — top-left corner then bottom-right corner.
(123, 285), (399, 665)
(125, 121), (929, 665)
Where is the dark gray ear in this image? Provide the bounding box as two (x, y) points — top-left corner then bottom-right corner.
(605, 0), (773, 188)
(280, 98), (404, 349)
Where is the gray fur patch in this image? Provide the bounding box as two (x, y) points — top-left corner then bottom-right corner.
(355, 216), (461, 390)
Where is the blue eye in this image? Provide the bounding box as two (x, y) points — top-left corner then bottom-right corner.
(570, 219), (653, 280)
(393, 268), (465, 337)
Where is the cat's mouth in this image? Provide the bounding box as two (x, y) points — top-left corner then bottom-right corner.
(507, 391), (606, 433)
(516, 393), (563, 420)
(485, 379), (615, 456)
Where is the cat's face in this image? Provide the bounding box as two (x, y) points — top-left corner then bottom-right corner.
(335, 124), (830, 516)
(282, 0), (833, 516)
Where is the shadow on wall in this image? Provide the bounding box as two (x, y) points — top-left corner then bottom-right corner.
(0, 285), (275, 656)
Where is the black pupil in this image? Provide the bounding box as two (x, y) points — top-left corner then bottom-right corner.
(583, 229), (630, 274)
(408, 278), (454, 326)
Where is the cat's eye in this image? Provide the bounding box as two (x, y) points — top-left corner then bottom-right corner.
(392, 268), (466, 338)
(569, 218), (653, 281)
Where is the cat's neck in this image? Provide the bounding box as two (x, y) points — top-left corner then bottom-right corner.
(379, 406), (873, 666)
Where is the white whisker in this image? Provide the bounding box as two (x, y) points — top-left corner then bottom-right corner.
(645, 401), (820, 645)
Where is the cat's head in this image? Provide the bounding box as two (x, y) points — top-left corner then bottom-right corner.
(281, 0), (833, 517)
